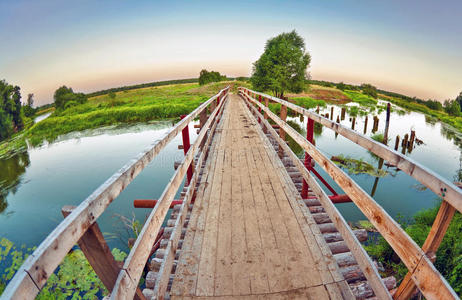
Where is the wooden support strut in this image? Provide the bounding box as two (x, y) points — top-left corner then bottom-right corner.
(61, 206), (146, 300)
(301, 117), (314, 199)
(180, 114), (193, 185)
(393, 200), (456, 299)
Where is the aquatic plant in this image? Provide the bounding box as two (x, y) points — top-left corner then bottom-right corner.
(331, 155), (388, 177)
(0, 237), (127, 299)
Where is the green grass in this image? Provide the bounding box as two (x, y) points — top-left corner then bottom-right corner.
(0, 81), (243, 157)
(381, 94), (462, 132)
(343, 90), (378, 106)
(291, 97), (326, 109)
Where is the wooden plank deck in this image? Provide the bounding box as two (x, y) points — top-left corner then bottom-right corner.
(170, 94), (354, 299)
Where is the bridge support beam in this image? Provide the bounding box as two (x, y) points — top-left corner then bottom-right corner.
(180, 115), (193, 185)
(302, 118), (314, 199)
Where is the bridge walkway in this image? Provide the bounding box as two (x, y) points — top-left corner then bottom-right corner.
(170, 95), (354, 299)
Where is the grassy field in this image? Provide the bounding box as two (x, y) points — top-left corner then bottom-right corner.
(0, 81), (247, 157)
(2, 78), (460, 157)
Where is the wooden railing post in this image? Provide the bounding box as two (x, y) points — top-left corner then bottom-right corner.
(278, 104), (288, 157)
(264, 97), (269, 120)
(180, 115), (193, 185)
(393, 200), (456, 300)
(258, 95), (262, 113)
(301, 118), (314, 199)
(61, 206), (146, 300)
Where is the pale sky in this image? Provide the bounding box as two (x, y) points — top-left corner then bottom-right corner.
(1, 0), (461, 105)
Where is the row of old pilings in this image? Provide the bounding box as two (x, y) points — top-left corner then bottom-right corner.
(394, 130), (417, 154)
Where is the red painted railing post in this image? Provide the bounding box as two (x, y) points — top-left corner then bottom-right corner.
(180, 115), (193, 185)
(302, 118), (314, 199)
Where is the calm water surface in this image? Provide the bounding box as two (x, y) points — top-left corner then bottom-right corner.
(0, 121), (199, 253)
(1, 101), (461, 260)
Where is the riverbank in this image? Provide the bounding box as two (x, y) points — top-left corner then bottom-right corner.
(0, 81), (247, 158)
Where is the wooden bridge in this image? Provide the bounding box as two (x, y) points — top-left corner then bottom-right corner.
(2, 86), (462, 299)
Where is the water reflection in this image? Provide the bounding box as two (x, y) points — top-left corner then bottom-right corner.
(0, 152), (30, 213)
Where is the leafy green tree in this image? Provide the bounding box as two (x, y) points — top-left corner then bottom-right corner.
(53, 86), (87, 110)
(26, 93), (34, 107)
(198, 69), (226, 85)
(444, 99), (461, 116)
(108, 92), (116, 99)
(456, 91), (462, 111)
(23, 93), (35, 117)
(250, 30), (311, 98)
(0, 80), (24, 140)
(336, 82), (347, 91)
(361, 83), (378, 99)
(424, 99), (443, 111)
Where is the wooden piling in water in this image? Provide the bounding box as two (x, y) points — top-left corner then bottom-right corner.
(330, 107), (334, 120)
(395, 135), (400, 151)
(383, 103), (391, 145)
(364, 116), (368, 134)
(402, 133), (409, 154)
(341, 107), (346, 120)
(316, 106), (320, 114)
(351, 117), (356, 130)
(408, 130), (416, 152)
(336, 116), (340, 138)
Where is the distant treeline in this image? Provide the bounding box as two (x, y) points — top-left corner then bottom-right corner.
(309, 79), (461, 116)
(86, 78), (199, 97)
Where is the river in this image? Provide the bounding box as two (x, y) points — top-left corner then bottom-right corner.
(0, 100), (461, 257)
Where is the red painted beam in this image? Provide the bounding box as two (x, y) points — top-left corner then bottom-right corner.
(180, 115), (193, 185)
(306, 194), (352, 204)
(302, 118), (314, 199)
(134, 199), (183, 208)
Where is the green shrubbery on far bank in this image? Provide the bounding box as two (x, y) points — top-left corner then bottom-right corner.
(381, 94), (462, 132)
(0, 81), (242, 157)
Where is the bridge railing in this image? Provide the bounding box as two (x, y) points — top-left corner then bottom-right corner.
(1, 86), (230, 300)
(239, 87), (462, 300)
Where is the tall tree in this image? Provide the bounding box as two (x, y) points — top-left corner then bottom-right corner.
(250, 30), (311, 98)
(198, 69), (226, 85)
(361, 83), (378, 99)
(444, 99), (461, 116)
(26, 93), (34, 107)
(456, 91), (462, 111)
(23, 93), (35, 117)
(0, 80), (24, 140)
(53, 86), (87, 110)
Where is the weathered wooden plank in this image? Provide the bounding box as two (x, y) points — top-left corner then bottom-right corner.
(153, 95), (227, 299)
(111, 90), (230, 300)
(1, 87), (230, 300)
(195, 146), (225, 296)
(230, 130), (251, 295)
(243, 97), (339, 285)
(237, 127), (270, 294)
(214, 147), (233, 296)
(242, 88), (462, 214)
(243, 130), (290, 293)
(170, 113), (225, 296)
(242, 90), (458, 300)
(254, 144), (324, 288)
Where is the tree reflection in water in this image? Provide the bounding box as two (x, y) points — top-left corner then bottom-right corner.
(0, 151), (30, 213)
